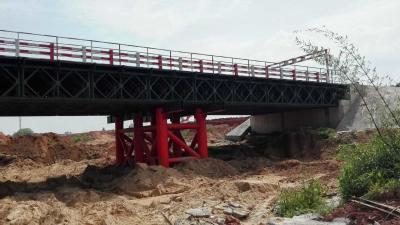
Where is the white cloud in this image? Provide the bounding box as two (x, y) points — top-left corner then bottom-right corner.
(63, 0), (244, 40)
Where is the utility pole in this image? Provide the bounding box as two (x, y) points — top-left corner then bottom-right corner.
(19, 116), (21, 130)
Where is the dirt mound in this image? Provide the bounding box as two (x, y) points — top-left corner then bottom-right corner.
(0, 133), (90, 163)
(114, 163), (189, 198)
(177, 158), (239, 178)
(0, 132), (10, 145)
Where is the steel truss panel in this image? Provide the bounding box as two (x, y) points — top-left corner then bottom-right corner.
(0, 56), (349, 116)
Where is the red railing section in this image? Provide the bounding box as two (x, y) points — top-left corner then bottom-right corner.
(0, 30), (339, 83)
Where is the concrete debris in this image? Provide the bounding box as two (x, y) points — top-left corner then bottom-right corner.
(223, 202), (249, 219)
(223, 207), (249, 220)
(174, 216), (241, 225)
(267, 213), (349, 225)
(185, 207), (212, 218)
(225, 119), (251, 142)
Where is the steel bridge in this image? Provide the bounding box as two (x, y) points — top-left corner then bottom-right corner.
(0, 30), (349, 167)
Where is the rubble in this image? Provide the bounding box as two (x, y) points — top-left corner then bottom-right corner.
(223, 202), (250, 219)
(223, 207), (249, 219)
(185, 207), (212, 218)
(267, 213), (349, 225)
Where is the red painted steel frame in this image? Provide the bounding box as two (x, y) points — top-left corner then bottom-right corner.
(114, 107), (208, 167)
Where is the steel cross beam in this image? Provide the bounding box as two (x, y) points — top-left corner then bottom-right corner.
(267, 49), (329, 68)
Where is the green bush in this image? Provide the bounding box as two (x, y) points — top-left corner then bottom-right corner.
(338, 135), (400, 200)
(311, 127), (337, 140)
(13, 128), (34, 137)
(277, 180), (330, 217)
(72, 134), (92, 143)
(336, 143), (356, 161)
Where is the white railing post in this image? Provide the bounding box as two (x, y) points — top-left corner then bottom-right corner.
(118, 44), (121, 65)
(90, 41), (93, 63)
(218, 62), (222, 74)
(326, 69), (329, 83)
(212, 56), (214, 74)
(135, 52), (141, 67)
(178, 57), (183, 71)
(306, 67), (309, 82)
(190, 53), (193, 71)
(247, 60), (250, 76)
(82, 46), (87, 63)
(146, 48), (149, 68)
(15, 39), (20, 57)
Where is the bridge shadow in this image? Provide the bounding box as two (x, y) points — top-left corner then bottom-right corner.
(0, 164), (132, 199)
(208, 130), (324, 173)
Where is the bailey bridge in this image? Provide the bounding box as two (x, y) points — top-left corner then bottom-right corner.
(0, 30), (349, 167)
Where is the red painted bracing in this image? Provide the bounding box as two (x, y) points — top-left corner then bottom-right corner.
(114, 108), (208, 167)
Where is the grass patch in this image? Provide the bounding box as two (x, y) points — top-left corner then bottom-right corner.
(338, 133), (400, 200)
(277, 180), (332, 217)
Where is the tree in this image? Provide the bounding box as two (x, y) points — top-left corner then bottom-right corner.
(13, 128), (34, 136)
(295, 27), (399, 146)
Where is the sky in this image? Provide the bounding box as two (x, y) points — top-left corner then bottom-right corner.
(0, 0), (399, 134)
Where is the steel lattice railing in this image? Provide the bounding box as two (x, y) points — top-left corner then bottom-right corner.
(0, 29), (340, 83)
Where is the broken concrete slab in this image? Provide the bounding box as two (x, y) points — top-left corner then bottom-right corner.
(223, 207), (250, 219)
(185, 207), (211, 218)
(225, 118), (251, 142)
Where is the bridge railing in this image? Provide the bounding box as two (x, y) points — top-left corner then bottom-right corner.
(0, 29), (339, 83)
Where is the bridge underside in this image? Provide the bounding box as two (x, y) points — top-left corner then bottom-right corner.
(0, 56), (348, 116)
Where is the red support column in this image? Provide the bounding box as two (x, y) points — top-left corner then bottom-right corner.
(195, 108), (208, 158)
(170, 116), (183, 157)
(109, 49), (114, 65)
(199, 60), (203, 73)
(292, 69), (296, 81)
(157, 55), (162, 69)
(265, 66), (269, 79)
(233, 64), (238, 76)
(316, 72), (320, 82)
(115, 116), (124, 165)
(49, 43), (54, 62)
(134, 114), (145, 163)
(155, 107), (169, 167)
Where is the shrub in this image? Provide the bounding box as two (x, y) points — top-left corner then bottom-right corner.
(277, 180), (330, 217)
(72, 134), (92, 143)
(13, 128), (34, 136)
(338, 134), (400, 200)
(311, 127), (337, 140)
(336, 143), (356, 161)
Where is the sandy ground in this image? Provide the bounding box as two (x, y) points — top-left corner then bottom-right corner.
(0, 122), (358, 225)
